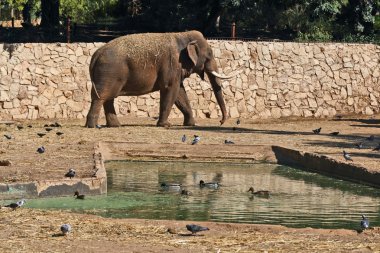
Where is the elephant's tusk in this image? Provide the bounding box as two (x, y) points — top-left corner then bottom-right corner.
(211, 69), (242, 79)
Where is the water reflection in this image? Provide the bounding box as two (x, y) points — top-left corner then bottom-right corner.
(25, 161), (380, 229)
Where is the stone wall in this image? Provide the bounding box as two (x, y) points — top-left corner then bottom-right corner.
(0, 40), (379, 121)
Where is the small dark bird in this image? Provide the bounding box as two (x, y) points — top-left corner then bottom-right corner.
(343, 150), (353, 161)
(60, 224), (71, 235)
(186, 224), (209, 235)
(373, 143), (380, 151)
(224, 140), (235, 144)
(27, 125), (33, 128)
(44, 124), (49, 127)
(355, 142), (363, 149)
(37, 146), (45, 154)
(45, 127), (53, 132)
(4, 134), (12, 140)
(236, 118), (241, 125)
(181, 189), (191, 196)
(248, 187), (270, 197)
(37, 133), (46, 138)
(182, 134), (186, 143)
(65, 168), (76, 179)
(367, 135), (375, 141)
(191, 135), (200, 145)
(16, 125), (24, 130)
(74, 191), (85, 199)
(361, 215), (369, 230)
(199, 180), (219, 189)
(56, 131), (64, 136)
(312, 127), (322, 134)
(330, 132), (339, 136)
(54, 122), (62, 127)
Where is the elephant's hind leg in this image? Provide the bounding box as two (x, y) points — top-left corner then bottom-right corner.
(85, 99), (105, 128)
(174, 85), (195, 126)
(104, 99), (121, 127)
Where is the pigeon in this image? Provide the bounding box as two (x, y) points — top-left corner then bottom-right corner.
(367, 135), (375, 141)
(5, 199), (26, 210)
(373, 143), (380, 151)
(56, 131), (64, 136)
(312, 127), (321, 134)
(65, 168), (76, 179)
(186, 224), (209, 235)
(191, 135), (200, 145)
(74, 191), (85, 199)
(45, 127), (53, 132)
(248, 187), (270, 197)
(60, 224), (71, 235)
(37, 146), (45, 154)
(182, 134), (186, 143)
(224, 140), (235, 144)
(236, 118), (241, 125)
(4, 134), (12, 140)
(199, 180), (219, 189)
(360, 215), (369, 230)
(355, 142), (363, 149)
(16, 125), (24, 130)
(343, 151), (353, 161)
(330, 132), (339, 136)
(37, 133), (46, 138)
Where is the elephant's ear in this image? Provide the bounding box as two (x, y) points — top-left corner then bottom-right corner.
(187, 40), (198, 67)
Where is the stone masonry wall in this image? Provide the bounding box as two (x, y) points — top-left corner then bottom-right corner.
(0, 41), (379, 121)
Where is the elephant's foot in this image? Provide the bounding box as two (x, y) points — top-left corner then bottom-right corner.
(183, 117), (196, 126)
(156, 120), (172, 127)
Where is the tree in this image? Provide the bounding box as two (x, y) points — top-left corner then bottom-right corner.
(40, 0), (59, 29)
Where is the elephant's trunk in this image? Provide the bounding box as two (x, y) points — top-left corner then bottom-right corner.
(206, 72), (228, 125)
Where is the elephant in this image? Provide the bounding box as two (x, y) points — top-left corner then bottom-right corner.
(85, 30), (238, 128)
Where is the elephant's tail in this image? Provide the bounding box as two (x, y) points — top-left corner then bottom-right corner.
(91, 80), (101, 99)
(89, 50), (101, 99)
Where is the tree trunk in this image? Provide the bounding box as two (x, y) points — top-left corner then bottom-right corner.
(40, 0), (60, 29)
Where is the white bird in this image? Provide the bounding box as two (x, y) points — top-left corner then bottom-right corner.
(191, 135), (200, 145)
(60, 224), (72, 235)
(343, 151), (353, 161)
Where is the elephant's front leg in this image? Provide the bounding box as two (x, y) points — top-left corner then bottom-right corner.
(157, 84), (180, 127)
(174, 85), (195, 126)
(104, 99), (121, 127)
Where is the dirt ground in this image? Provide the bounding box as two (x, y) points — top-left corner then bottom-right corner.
(1, 115), (380, 252)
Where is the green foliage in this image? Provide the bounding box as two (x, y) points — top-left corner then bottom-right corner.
(296, 25), (333, 42)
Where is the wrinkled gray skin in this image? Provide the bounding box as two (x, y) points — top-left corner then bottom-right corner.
(85, 30), (228, 128)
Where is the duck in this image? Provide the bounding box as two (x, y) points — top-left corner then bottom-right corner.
(74, 191), (85, 199)
(181, 189), (191, 196)
(248, 187), (270, 197)
(160, 183), (182, 191)
(199, 180), (219, 189)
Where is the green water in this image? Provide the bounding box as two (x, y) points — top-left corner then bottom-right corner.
(17, 161), (380, 229)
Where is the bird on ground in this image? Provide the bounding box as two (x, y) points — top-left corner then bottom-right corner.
(4, 134), (12, 140)
(199, 180), (219, 189)
(182, 134), (186, 143)
(5, 199), (26, 210)
(96, 125), (102, 129)
(60, 224), (71, 235)
(16, 125), (23, 130)
(360, 215), (369, 230)
(27, 125), (33, 128)
(373, 143), (380, 151)
(45, 127), (53, 132)
(236, 118), (241, 125)
(186, 224), (209, 235)
(56, 131), (64, 136)
(355, 142), (363, 149)
(330, 132), (339, 136)
(224, 140), (235, 144)
(367, 135), (375, 141)
(37, 133), (46, 138)
(312, 127), (322, 134)
(181, 189), (191, 196)
(161, 183), (182, 191)
(191, 135), (200, 145)
(65, 168), (76, 179)
(54, 122), (62, 127)
(74, 191), (85, 199)
(37, 146), (45, 154)
(247, 187), (270, 197)
(343, 151), (353, 161)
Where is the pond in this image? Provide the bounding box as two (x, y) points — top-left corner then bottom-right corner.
(24, 160), (380, 230)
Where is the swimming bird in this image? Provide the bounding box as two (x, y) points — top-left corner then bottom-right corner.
(343, 151), (353, 161)
(161, 183), (182, 191)
(236, 118), (241, 125)
(373, 143), (380, 151)
(191, 135), (200, 145)
(74, 191), (85, 199)
(37, 133), (46, 138)
(4, 134), (12, 140)
(181, 189), (191, 196)
(199, 180), (219, 189)
(361, 215), (369, 230)
(65, 168), (76, 179)
(186, 224), (209, 235)
(56, 131), (64, 136)
(355, 142), (363, 149)
(37, 146), (45, 154)
(367, 135), (375, 141)
(45, 127), (53, 132)
(182, 134), (186, 143)
(312, 127), (321, 134)
(247, 187), (270, 197)
(224, 140), (235, 144)
(330, 131), (339, 136)
(60, 224), (71, 235)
